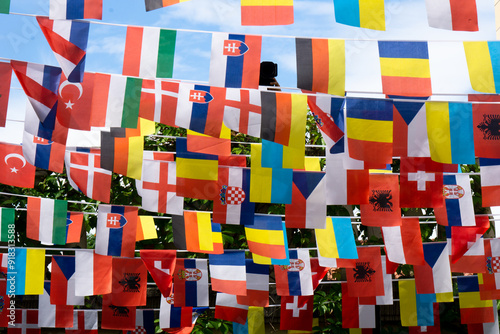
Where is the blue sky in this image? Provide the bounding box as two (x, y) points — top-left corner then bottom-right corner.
(0, 0), (497, 144)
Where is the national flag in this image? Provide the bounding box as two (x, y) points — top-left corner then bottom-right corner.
(101, 294), (136, 330)
(378, 41), (431, 97)
(0, 207), (15, 242)
(123, 26), (176, 79)
(310, 257), (329, 291)
(22, 131), (65, 173)
(175, 137), (219, 200)
(7, 309), (40, 334)
(0, 280), (9, 327)
(341, 283), (376, 329)
(392, 97), (430, 158)
(244, 215), (289, 265)
(49, 0), (102, 20)
(236, 259), (269, 307)
(261, 138), (303, 178)
(219, 155), (247, 168)
(175, 83), (225, 138)
(435, 174), (475, 226)
(358, 255), (393, 306)
(172, 211), (223, 254)
(345, 98), (394, 165)
(111, 257), (147, 306)
(66, 212), (83, 244)
(333, 0), (385, 30)
(279, 296), (314, 331)
(51, 256), (84, 305)
(36, 17), (88, 83)
(346, 247), (384, 297)
(285, 170), (326, 229)
(447, 216), (489, 264)
(451, 236), (487, 274)
(426, 0), (478, 31)
(7, 248), (45, 295)
(57, 72), (94, 130)
(325, 154), (369, 205)
(90, 73), (142, 128)
(65, 310), (98, 334)
(23, 97), (68, 145)
(209, 250), (247, 295)
(139, 79), (179, 126)
(10, 60), (61, 128)
(481, 239), (500, 299)
(74, 249), (112, 296)
(122, 309), (156, 334)
(173, 258), (209, 307)
(296, 38), (345, 96)
(137, 158), (183, 215)
(136, 216), (157, 241)
(95, 204), (138, 258)
(381, 217), (426, 265)
(159, 294), (194, 329)
(38, 282), (74, 328)
(0, 0), (10, 14)
(467, 302), (499, 334)
(187, 127), (231, 156)
(232, 306), (265, 334)
(399, 279), (436, 327)
(145, 0), (190, 11)
(249, 143), (293, 204)
(0, 62), (12, 127)
(458, 275), (495, 324)
(240, 0), (293, 26)
(360, 174), (401, 227)
(65, 149), (112, 203)
(26, 197), (67, 245)
(426, 101), (475, 164)
(223, 88), (261, 138)
(479, 158), (500, 207)
(315, 217), (358, 262)
(215, 293), (249, 325)
(274, 249), (313, 296)
(140, 249), (176, 298)
(408, 303), (441, 334)
(209, 33), (261, 89)
(399, 157), (457, 208)
(213, 166), (255, 225)
(413, 242), (453, 302)
(469, 94), (500, 158)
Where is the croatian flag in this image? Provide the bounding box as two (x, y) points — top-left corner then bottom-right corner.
(274, 249), (314, 296)
(209, 33), (262, 89)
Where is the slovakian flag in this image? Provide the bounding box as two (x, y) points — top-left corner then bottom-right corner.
(209, 250), (247, 295)
(11, 60), (61, 129)
(215, 293), (249, 325)
(123, 26), (176, 79)
(315, 217), (358, 261)
(74, 250), (112, 296)
(346, 247), (384, 298)
(212, 166), (255, 225)
(172, 211), (223, 254)
(458, 275), (495, 324)
(223, 88), (261, 138)
(426, 0), (478, 31)
(159, 294), (194, 329)
(66, 211), (83, 244)
(434, 174), (475, 227)
(8, 248), (45, 295)
(139, 79), (179, 126)
(0, 62), (12, 127)
(22, 131), (65, 173)
(325, 154), (369, 205)
(381, 217), (426, 265)
(65, 149), (112, 203)
(36, 17), (89, 83)
(111, 257), (147, 307)
(341, 283), (376, 329)
(26, 196), (67, 245)
(236, 259), (269, 307)
(399, 279), (436, 327)
(39, 282), (74, 328)
(173, 258), (209, 307)
(479, 158), (500, 207)
(209, 33), (261, 89)
(95, 204), (138, 258)
(274, 249), (314, 296)
(140, 249), (176, 298)
(360, 174), (401, 227)
(49, 0), (102, 20)
(240, 0), (294, 26)
(279, 295), (314, 331)
(51, 256), (84, 305)
(244, 215), (289, 265)
(65, 310), (98, 334)
(101, 294), (136, 330)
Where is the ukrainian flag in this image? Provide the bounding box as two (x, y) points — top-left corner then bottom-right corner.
(464, 41), (500, 94)
(333, 0), (385, 30)
(8, 248), (45, 295)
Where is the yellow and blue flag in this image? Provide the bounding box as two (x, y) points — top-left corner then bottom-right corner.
(464, 41), (500, 94)
(399, 279), (436, 327)
(315, 217), (358, 260)
(8, 248), (45, 295)
(458, 275), (495, 324)
(333, 0), (385, 30)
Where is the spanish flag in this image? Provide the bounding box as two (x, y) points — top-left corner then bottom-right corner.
(240, 0), (293, 26)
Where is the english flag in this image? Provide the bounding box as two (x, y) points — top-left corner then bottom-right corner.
(223, 88), (261, 138)
(140, 249), (176, 298)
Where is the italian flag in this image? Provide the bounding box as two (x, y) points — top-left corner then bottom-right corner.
(122, 26), (176, 79)
(27, 197), (68, 245)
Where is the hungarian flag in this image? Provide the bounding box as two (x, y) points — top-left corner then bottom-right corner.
(173, 258), (209, 307)
(111, 257), (147, 306)
(360, 174), (401, 226)
(75, 250), (112, 296)
(140, 249), (176, 298)
(346, 247), (384, 298)
(0, 62), (12, 127)
(279, 296), (314, 331)
(101, 294), (136, 330)
(27, 197), (68, 245)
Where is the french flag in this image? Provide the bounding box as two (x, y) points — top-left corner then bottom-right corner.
(209, 250), (247, 296)
(209, 33), (262, 89)
(479, 158), (500, 207)
(49, 0), (102, 20)
(274, 249), (314, 296)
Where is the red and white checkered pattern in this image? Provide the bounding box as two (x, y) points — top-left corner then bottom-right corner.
(492, 257), (500, 273)
(226, 187), (245, 205)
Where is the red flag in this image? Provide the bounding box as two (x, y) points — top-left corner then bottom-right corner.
(139, 79), (179, 126)
(111, 257), (147, 306)
(0, 142), (35, 188)
(214, 293), (248, 325)
(382, 217), (426, 265)
(279, 296), (314, 331)
(66, 212), (83, 244)
(469, 94), (500, 158)
(7, 310), (40, 334)
(0, 280), (10, 327)
(360, 174), (401, 226)
(140, 249), (176, 298)
(341, 283), (376, 329)
(0, 62), (12, 127)
(346, 247), (384, 297)
(57, 72), (94, 130)
(101, 294), (136, 330)
(310, 258), (329, 290)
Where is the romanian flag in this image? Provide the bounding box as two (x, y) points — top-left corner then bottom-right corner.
(458, 276), (495, 324)
(464, 41), (500, 94)
(315, 217), (358, 260)
(240, 0), (294, 26)
(399, 279), (436, 327)
(345, 98), (394, 165)
(244, 215), (289, 265)
(378, 41), (432, 97)
(8, 248), (45, 295)
(426, 101), (475, 164)
(172, 211), (223, 254)
(295, 38), (345, 96)
(333, 0), (385, 30)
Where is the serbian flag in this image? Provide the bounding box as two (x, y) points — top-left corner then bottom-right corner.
(0, 62), (12, 127)
(173, 258), (209, 307)
(38, 282), (74, 328)
(458, 275), (495, 324)
(434, 174), (475, 227)
(325, 154), (369, 205)
(75, 250), (112, 296)
(306, 95), (345, 154)
(49, 0), (102, 20)
(95, 204), (138, 258)
(215, 293), (249, 325)
(426, 0), (478, 31)
(333, 0), (385, 30)
(66, 212), (83, 244)
(223, 88), (261, 138)
(209, 33), (261, 89)
(111, 257), (147, 306)
(274, 249), (314, 296)
(172, 211), (223, 254)
(159, 294), (194, 329)
(101, 294), (136, 330)
(51, 256), (84, 305)
(139, 79), (179, 126)
(140, 249), (176, 298)
(341, 283), (376, 329)
(345, 98), (394, 165)
(209, 250), (247, 295)
(346, 247), (384, 298)
(36, 17), (88, 83)
(296, 38), (345, 96)
(236, 259), (269, 307)
(27, 196), (68, 245)
(360, 174), (401, 227)
(240, 0), (294, 26)
(381, 217), (426, 265)
(279, 296), (314, 331)
(479, 158), (500, 207)
(22, 131), (65, 173)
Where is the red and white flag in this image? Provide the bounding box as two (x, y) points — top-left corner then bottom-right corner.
(0, 142), (35, 188)
(236, 259), (269, 307)
(279, 296), (314, 331)
(325, 153), (369, 205)
(140, 79), (179, 126)
(223, 88), (261, 137)
(382, 217), (426, 265)
(75, 250), (112, 296)
(8, 309), (40, 334)
(57, 72), (95, 130)
(0, 62), (12, 127)
(38, 282), (74, 328)
(140, 249), (176, 298)
(214, 293), (249, 325)
(65, 310), (98, 334)
(341, 283), (376, 329)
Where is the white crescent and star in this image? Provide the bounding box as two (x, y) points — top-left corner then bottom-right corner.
(58, 80), (83, 110)
(4, 153), (26, 174)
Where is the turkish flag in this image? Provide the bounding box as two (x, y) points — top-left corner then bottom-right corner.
(360, 174), (401, 226)
(279, 296), (314, 331)
(111, 257), (147, 306)
(140, 249), (176, 298)
(101, 294), (136, 330)
(57, 72), (94, 130)
(346, 247), (385, 298)
(0, 62), (12, 127)
(0, 142), (35, 188)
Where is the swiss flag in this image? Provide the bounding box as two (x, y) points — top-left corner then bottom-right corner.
(140, 250), (176, 298)
(57, 72), (94, 130)
(279, 296), (314, 331)
(0, 142), (35, 188)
